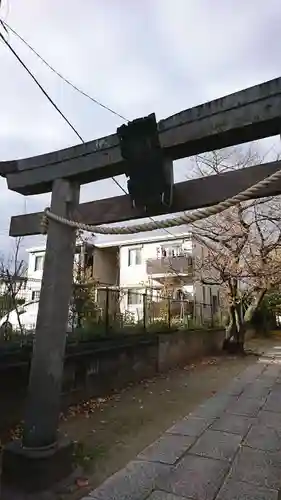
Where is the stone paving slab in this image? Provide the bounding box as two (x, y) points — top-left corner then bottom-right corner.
(263, 365), (281, 378)
(263, 393), (281, 413)
(216, 478), (279, 500)
(87, 461), (170, 500)
(244, 424), (281, 452)
(220, 381), (247, 396)
(136, 434), (195, 465)
(255, 376), (278, 388)
(226, 394), (265, 416)
(237, 364), (265, 381)
(258, 410), (281, 428)
(187, 429), (242, 462)
(189, 394), (237, 418)
(210, 413), (255, 436)
(84, 347), (281, 500)
(146, 493), (187, 500)
(166, 415), (214, 437)
(229, 446), (281, 490)
(242, 382), (272, 399)
(156, 454), (229, 500)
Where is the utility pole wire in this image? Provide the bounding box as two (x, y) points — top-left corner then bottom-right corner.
(0, 30), (130, 197)
(0, 31), (84, 143)
(1, 20), (128, 122)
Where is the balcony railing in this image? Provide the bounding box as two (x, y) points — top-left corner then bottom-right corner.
(146, 256), (193, 276)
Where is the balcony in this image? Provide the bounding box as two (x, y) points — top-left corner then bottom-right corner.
(146, 255), (193, 278)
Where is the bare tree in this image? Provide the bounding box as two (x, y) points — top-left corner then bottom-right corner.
(0, 237), (27, 339)
(191, 147), (281, 351)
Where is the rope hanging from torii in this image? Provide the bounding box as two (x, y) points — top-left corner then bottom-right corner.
(40, 167), (281, 235)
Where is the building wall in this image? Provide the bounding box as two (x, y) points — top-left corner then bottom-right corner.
(93, 247), (118, 286)
(25, 250), (45, 302)
(26, 248), (92, 302)
(25, 236), (222, 320)
(192, 239), (221, 316)
(119, 238), (194, 318)
(26, 245), (119, 301)
(119, 237), (193, 288)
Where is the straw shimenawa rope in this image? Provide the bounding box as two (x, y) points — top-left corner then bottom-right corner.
(41, 168), (281, 235)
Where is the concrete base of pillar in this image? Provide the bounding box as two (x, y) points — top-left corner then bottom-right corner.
(0, 437), (74, 497)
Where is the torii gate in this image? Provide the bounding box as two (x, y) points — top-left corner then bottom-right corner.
(2, 76), (281, 494)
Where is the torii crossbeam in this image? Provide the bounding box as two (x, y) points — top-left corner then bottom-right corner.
(2, 76), (281, 495)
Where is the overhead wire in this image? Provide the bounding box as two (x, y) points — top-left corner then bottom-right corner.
(0, 31), (84, 143)
(0, 26), (126, 208)
(0, 19), (128, 122)
(0, 21), (186, 287)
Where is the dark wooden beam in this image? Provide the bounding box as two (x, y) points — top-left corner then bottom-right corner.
(10, 160), (281, 237)
(3, 77), (281, 195)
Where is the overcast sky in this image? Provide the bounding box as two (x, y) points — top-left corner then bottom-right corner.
(0, 0), (281, 260)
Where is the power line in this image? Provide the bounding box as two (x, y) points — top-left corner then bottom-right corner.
(1, 20), (128, 122)
(0, 32), (84, 143)
(0, 24), (188, 285)
(0, 25), (133, 205)
(0, 30), (127, 194)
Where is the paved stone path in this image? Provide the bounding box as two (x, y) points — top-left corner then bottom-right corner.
(81, 346), (281, 500)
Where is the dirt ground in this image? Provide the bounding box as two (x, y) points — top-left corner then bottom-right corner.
(54, 337), (277, 500)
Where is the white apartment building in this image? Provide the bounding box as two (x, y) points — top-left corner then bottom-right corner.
(25, 230), (220, 322)
(25, 239), (96, 302)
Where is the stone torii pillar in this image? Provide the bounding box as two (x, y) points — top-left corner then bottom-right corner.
(1, 178), (80, 495)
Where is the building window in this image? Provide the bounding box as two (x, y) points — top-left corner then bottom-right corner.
(127, 289), (142, 305)
(31, 290), (40, 301)
(34, 255), (44, 271)
(128, 248), (142, 266)
(160, 244), (185, 258)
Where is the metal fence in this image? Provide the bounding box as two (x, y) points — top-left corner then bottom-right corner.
(0, 286), (224, 342)
(69, 287), (224, 337)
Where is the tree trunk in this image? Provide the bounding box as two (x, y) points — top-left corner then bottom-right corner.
(244, 289), (267, 323)
(225, 305), (237, 339)
(223, 289), (267, 354)
(223, 302), (245, 354)
(223, 304), (243, 353)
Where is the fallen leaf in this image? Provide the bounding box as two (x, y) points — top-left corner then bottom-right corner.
(76, 477), (89, 488)
(97, 398), (106, 403)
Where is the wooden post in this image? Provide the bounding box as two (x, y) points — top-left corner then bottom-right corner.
(22, 178), (80, 449)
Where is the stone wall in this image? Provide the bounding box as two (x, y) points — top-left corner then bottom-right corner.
(0, 328), (226, 433)
(62, 336), (159, 407)
(158, 329), (225, 372)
